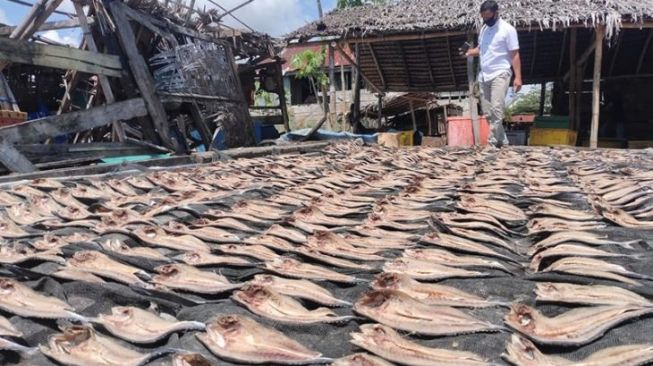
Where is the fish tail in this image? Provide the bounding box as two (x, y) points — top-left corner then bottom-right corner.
(335, 300), (353, 307)
(185, 321), (207, 330)
(308, 357), (334, 364)
(67, 311), (91, 324)
(138, 348), (180, 366)
(621, 240), (643, 250)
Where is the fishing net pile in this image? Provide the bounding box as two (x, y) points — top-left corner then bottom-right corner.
(0, 141), (651, 366)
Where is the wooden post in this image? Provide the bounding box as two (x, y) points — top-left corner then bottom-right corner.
(426, 104), (433, 136)
(328, 44), (336, 126)
(466, 40), (480, 146)
(377, 94), (383, 129)
(352, 44), (361, 130)
(590, 26), (605, 149)
(569, 28), (577, 131)
(575, 64), (583, 131)
(107, 1), (178, 152)
(341, 63), (346, 106)
(409, 100), (417, 131)
(539, 82), (546, 116)
(276, 60), (290, 133)
(74, 2), (125, 142)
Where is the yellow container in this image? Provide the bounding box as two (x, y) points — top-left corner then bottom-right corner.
(378, 132), (413, 147)
(529, 128), (577, 146)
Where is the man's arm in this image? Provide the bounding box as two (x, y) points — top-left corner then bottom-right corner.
(511, 50), (522, 93)
(465, 47), (480, 57)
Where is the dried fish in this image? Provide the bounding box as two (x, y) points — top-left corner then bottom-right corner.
(384, 257), (489, 281)
(151, 264), (243, 294)
(163, 221), (240, 243)
(505, 303), (653, 346)
(534, 282), (653, 307)
(540, 257), (649, 286)
(249, 274), (350, 307)
(529, 244), (632, 271)
(0, 243), (63, 264)
(265, 224), (307, 243)
(265, 257), (360, 283)
(0, 277), (84, 320)
(232, 285), (354, 324)
(404, 248), (510, 272)
(350, 324), (489, 366)
(421, 232), (517, 262)
(528, 203), (599, 221)
(503, 333), (653, 366)
(0, 214), (35, 238)
(94, 306), (205, 344)
(197, 314), (329, 365)
(354, 290), (501, 335)
(352, 225), (418, 241)
(101, 239), (169, 261)
(40, 325), (166, 366)
(0, 337), (36, 354)
(458, 195), (527, 222)
(528, 231), (639, 255)
(0, 315), (21, 337)
(371, 273), (505, 308)
(331, 353), (395, 366)
(67, 250), (150, 286)
(307, 230), (385, 261)
(133, 226), (211, 253)
(293, 206), (359, 227)
(177, 250), (252, 267)
(192, 217), (258, 233)
(245, 235), (296, 252)
(219, 243), (280, 262)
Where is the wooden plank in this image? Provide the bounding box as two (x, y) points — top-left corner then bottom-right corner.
(275, 60), (290, 132)
(352, 43), (361, 127)
(409, 100), (417, 131)
(188, 102), (213, 148)
(0, 98), (148, 145)
(637, 29), (653, 74)
(556, 29), (568, 78)
(563, 32), (596, 82)
(445, 35), (457, 87)
(335, 43), (383, 94)
(368, 43), (386, 90)
(0, 139), (36, 173)
(74, 2), (125, 142)
(120, 4), (178, 46)
(0, 17), (93, 36)
(328, 44), (336, 124)
(0, 37), (123, 77)
(590, 26), (605, 149)
(609, 31), (623, 76)
(569, 28), (577, 131)
(421, 38), (435, 86)
(108, 0), (178, 151)
(539, 82), (546, 116)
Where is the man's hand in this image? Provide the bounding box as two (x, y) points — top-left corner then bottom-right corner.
(513, 77), (523, 93)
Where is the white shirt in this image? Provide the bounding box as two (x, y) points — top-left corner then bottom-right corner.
(478, 19), (520, 82)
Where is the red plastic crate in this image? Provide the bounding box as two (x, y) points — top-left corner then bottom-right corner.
(0, 110), (27, 127)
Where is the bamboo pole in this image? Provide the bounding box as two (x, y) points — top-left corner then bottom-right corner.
(569, 28), (577, 131)
(466, 37), (480, 146)
(409, 100), (417, 131)
(590, 26), (605, 149)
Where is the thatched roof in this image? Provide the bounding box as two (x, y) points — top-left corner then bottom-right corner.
(287, 0), (653, 40)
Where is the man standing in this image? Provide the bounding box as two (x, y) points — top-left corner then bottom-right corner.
(466, 0), (522, 147)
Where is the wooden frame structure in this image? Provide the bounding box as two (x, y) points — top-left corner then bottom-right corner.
(0, 0), (275, 174)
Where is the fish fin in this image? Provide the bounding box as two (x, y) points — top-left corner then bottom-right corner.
(135, 270), (152, 282)
(309, 357), (334, 364)
(137, 348), (179, 366)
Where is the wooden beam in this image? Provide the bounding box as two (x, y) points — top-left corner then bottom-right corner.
(539, 82), (546, 116)
(569, 28), (577, 131)
(0, 139), (36, 173)
(368, 43), (386, 90)
(74, 2), (125, 142)
(0, 17), (94, 36)
(445, 35), (457, 87)
(466, 35), (480, 146)
(352, 43), (361, 128)
(609, 31), (623, 76)
(556, 29), (568, 78)
(421, 38), (436, 87)
(0, 98), (148, 145)
(335, 43), (383, 94)
(377, 94), (383, 128)
(328, 44), (336, 125)
(275, 60), (290, 133)
(118, 3), (213, 42)
(409, 100), (417, 131)
(637, 29), (653, 74)
(398, 42), (411, 89)
(590, 26), (605, 149)
(426, 104), (433, 136)
(530, 32), (538, 76)
(563, 32), (597, 82)
(0, 37), (123, 77)
(120, 4), (178, 46)
(108, 0), (178, 152)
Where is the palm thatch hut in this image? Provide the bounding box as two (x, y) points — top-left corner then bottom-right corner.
(286, 0), (653, 147)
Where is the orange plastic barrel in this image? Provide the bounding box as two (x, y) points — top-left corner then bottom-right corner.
(446, 116), (490, 146)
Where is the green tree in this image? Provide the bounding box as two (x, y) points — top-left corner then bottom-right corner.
(337, 0), (387, 8)
(507, 84), (552, 117)
(291, 49), (329, 111)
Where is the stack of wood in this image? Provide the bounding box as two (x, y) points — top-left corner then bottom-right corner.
(0, 0), (280, 174)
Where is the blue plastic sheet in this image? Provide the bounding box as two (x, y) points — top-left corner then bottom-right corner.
(277, 128), (378, 144)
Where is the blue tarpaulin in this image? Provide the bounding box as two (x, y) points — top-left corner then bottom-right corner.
(277, 129), (378, 144)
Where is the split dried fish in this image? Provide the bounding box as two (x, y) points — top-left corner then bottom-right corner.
(67, 250), (149, 286)
(0, 337), (36, 354)
(529, 244), (632, 271)
(177, 250), (252, 267)
(296, 247), (373, 270)
(383, 257), (489, 281)
(265, 224), (307, 243)
(197, 314), (329, 365)
(192, 217), (258, 233)
(40, 324), (166, 366)
(331, 353), (395, 366)
(94, 306), (205, 344)
(0, 277), (83, 320)
(505, 303), (653, 346)
(458, 195), (527, 222)
(232, 285), (353, 324)
(0, 214), (34, 238)
(354, 289), (501, 335)
(599, 206), (653, 230)
(308, 230), (385, 261)
(219, 243), (280, 262)
(293, 206), (359, 227)
(503, 333), (653, 366)
(352, 225), (418, 241)
(528, 231), (639, 255)
(265, 257), (360, 283)
(0, 314), (21, 337)
(421, 232), (517, 263)
(245, 234), (296, 252)
(249, 274), (350, 307)
(133, 226), (211, 253)
(151, 264), (243, 294)
(371, 273), (505, 308)
(540, 257), (649, 286)
(528, 203), (599, 221)
(101, 239), (169, 261)
(163, 221), (240, 243)
(404, 248), (509, 272)
(0, 243), (63, 264)
(534, 282), (653, 307)
(350, 324), (489, 366)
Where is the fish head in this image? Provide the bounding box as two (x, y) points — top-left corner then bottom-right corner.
(503, 334), (548, 364)
(0, 278), (17, 295)
(234, 285), (271, 305)
(71, 251), (98, 263)
(34, 235), (66, 250)
(110, 306), (135, 321)
(53, 325), (94, 350)
(371, 273), (400, 289)
(358, 323), (393, 344)
(356, 290), (392, 309)
(345, 353), (383, 366)
(155, 264), (181, 277)
(367, 214), (381, 222)
(505, 304), (537, 333)
(534, 283), (561, 298)
(140, 226), (160, 238)
(101, 239), (123, 251)
(192, 219), (211, 226)
(173, 353), (213, 366)
(384, 259), (407, 271)
(251, 275), (275, 286)
(182, 252), (203, 264)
